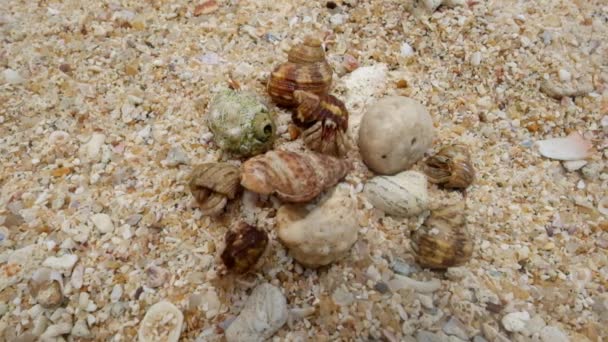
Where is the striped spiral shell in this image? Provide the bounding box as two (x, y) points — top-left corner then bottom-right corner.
(267, 37), (333, 107)
(240, 150), (351, 202)
(189, 163), (240, 215)
(424, 144), (475, 189)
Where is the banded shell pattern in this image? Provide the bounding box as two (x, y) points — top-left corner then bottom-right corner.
(267, 37), (333, 107)
(220, 222), (269, 273)
(424, 144), (475, 189)
(240, 150), (351, 202)
(411, 202), (473, 269)
(363, 171), (429, 217)
(189, 163), (240, 215)
(293, 90), (349, 156)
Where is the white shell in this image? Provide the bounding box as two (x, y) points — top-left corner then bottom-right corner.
(536, 132), (592, 161)
(363, 171), (429, 217)
(358, 96), (434, 175)
(225, 283), (288, 342)
(277, 185), (359, 268)
(138, 301), (183, 342)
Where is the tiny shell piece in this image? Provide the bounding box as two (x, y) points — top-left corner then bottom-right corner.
(424, 144), (475, 189)
(358, 96), (434, 175)
(225, 283), (288, 342)
(267, 37), (333, 107)
(206, 89), (276, 157)
(411, 202), (473, 269)
(363, 171), (429, 217)
(276, 186), (359, 268)
(536, 132), (592, 161)
(220, 222), (269, 273)
(293, 90), (349, 157)
(240, 150), (351, 202)
(138, 301), (183, 342)
(189, 163), (240, 215)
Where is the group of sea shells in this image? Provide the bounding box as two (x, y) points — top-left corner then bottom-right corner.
(188, 35), (478, 276)
(139, 35), (480, 342)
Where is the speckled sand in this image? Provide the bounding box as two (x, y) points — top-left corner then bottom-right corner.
(0, 0), (607, 341)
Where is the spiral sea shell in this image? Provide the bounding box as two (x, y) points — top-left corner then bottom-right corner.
(220, 222), (269, 274)
(424, 144), (475, 189)
(206, 89), (276, 157)
(363, 171), (429, 217)
(411, 202), (473, 269)
(267, 37), (333, 107)
(189, 163), (240, 215)
(240, 150), (351, 202)
(293, 90), (349, 156)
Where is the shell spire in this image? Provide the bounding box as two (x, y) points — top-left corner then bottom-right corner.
(240, 150), (351, 202)
(267, 36), (333, 107)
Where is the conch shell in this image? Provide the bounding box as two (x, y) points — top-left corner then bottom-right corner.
(189, 163), (240, 215)
(424, 144), (475, 189)
(293, 90), (349, 156)
(240, 150), (351, 202)
(267, 37), (333, 107)
(411, 202), (473, 269)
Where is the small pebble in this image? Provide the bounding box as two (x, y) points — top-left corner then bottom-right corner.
(540, 326), (570, 342)
(329, 13), (346, 25)
(138, 301), (183, 342)
(42, 254), (78, 271)
(164, 146), (189, 167)
(326, 1), (337, 9)
(558, 69), (571, 83)
(470, 52), (482, 66)
(400, 42), (415, 57)
(501, 311), (530, 332)
(443, 316), (469, 340)
(562, 160), (587, 172)
(91, 213), (114, 234)
(2, 68), (24, 84)
(374, 282), (390, 294)
(110, 284), (123, 302)
(71, 319), (91, 338)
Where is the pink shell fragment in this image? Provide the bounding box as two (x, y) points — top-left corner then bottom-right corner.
(536, 132), (592, 161)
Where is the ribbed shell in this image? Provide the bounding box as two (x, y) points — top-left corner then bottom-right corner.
(424, 144), (475, 189)
(293, 90), (349, 156)
(220, 222), (269, 274)
(189, 163), (240, 215)
(240, 150), (351, 202)
(267, 37), (333, 107)
(411, 203), (473, 269)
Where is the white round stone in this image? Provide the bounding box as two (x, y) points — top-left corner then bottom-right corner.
(91, 213), (114, 234)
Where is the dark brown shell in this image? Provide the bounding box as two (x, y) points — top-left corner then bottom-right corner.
(220, 222), (269, 273)
(411, 202), (473, 269)
(189, 163), (240, 215)
(424, 144), (475, 189)
(293, 90), (349, 156)
(267, 37), (333, 107)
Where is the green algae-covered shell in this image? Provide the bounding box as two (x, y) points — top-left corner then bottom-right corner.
(206, 89), (276, 157)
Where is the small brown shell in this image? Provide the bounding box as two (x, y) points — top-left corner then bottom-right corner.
(189, 163), (240, 215)
(240, 150), (351, 202)
(293, 90), (349, 156)
(424, 144), (475, 189)
(411, 202), (473, 269)
(267, 37), (333, 107)
(220, 222), (269, 273)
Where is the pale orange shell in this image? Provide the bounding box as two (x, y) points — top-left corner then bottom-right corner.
(240, 150), (351, 202)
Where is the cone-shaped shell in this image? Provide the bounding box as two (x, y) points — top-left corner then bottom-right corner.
(411, 202), (473, 269)
(294, 90), (349, 156)
(189, 163), (240, 215)
(240, 150), (351, 202)
(424, 144), (475, 189)
(288, 37), (325, 64)
(267, 37), (333, 107)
